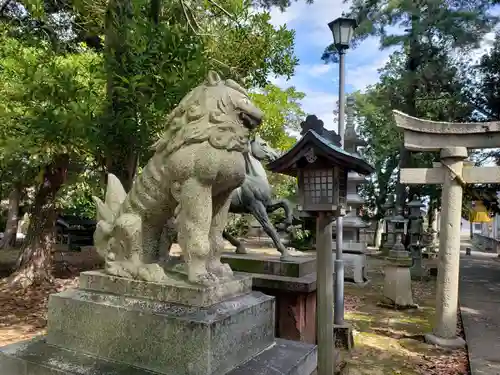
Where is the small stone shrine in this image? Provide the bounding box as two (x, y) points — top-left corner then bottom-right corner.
(0, 72), (317, 375)
(332, 96), (369, 284)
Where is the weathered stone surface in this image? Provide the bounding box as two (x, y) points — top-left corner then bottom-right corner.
(79, 270), (252, 307)
(46, 289), (275, 375)
(383, 264), (415, 307)
(0, 337), (317, 375)
(331, 252), (367, 284)
(250, 272), (317, 293)
(92, 71), (263, 286)
(221, 252), (315, 277)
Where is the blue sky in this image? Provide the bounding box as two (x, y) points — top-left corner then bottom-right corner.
(267, 0), (499, 134)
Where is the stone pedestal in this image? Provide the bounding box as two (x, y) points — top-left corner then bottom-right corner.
(0, 270), (317, 375)
(221, 252), (318, 344)
(330, 247), (368, 285)
(382, 257), (416, 308)
(409, 247), (428, 280)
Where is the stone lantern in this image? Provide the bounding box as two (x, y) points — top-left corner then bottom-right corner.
(267, 114), (374, 365)
(389, 211), (407, 258)
(382, 206), (416, 308)
(407, 195), (425, 247)
(297, 149), (348, 213)
(381, 196), (396, 254)
(331, 95), (370, 285)
(335, 96), (370, 253)
(407, 195), (427, 279)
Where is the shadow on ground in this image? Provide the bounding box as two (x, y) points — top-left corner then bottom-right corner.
(0, 246), (102, 346)
(342, 257), (469, 375)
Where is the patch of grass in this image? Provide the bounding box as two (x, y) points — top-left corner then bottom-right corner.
(342, 257), (469, 375)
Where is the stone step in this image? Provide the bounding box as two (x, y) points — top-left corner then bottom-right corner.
(0, 337), (317, 375)
(45, 289), (275, 375)
(220, 252), (316, 277)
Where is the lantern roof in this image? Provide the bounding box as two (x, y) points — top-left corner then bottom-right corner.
(268, 126), (374, 177)
(407, 195), (425, 208)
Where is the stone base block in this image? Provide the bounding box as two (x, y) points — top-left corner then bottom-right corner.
(46, 289), (274, 375)
(220, 252), (315, 277)
(410, 264), (429, 280)
(383, 264), (415, 308)
(79, 270), (252, 307)
(424, 333), (466, 349)
(331, 241), (367, 253)
(331, 252), (367, 284)
(0, 337), (317, 375)
(334, 323), (354, 351)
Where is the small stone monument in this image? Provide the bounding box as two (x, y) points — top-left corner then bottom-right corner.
(0, 72), (317, 375)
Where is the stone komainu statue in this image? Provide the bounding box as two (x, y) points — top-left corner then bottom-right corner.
(93, 71), (263, 286)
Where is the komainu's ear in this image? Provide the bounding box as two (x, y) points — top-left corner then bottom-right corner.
(207, 70), (222, 86)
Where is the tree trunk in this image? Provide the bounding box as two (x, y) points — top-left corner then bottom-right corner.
(395, 14), (420, 211)
(427, 203), (435, 231)
(374, 219), (384, 248)
(106, 151), (138, 192)
(0, 186), (21, 249)
(8, 155), (69, 288)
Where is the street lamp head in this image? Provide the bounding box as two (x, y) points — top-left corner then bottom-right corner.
(328, 17), (358, 51)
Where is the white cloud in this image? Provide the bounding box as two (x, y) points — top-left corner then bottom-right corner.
(304, 63), (332, 77)
(269, 0), (350, 47)
(269, 73), (338, 131)
(347, 52), (392, 91)
(469, 30), (497, 64)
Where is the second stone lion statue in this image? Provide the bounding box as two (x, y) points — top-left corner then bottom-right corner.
(93, 71), (263, 286)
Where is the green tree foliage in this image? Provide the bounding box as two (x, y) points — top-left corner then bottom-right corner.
(463, 31), (500, 120)
(0, 0), (301, 286)
(249, 84), (305, 200)
(250, 84), (304, 151)
(65, 0), (299, 189)
(0, 31), (105, 286)
(354, 49), (476, 220)
(323, 0), (499, 208)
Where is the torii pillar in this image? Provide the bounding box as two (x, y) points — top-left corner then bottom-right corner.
(394, 110), (500, 348)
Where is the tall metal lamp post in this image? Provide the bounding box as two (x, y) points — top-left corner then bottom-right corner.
(328, 16), (358, 332)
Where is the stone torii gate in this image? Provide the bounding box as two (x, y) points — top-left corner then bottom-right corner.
(393, 110), (500, 348)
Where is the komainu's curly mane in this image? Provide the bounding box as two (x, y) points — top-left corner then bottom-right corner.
(152, 72), (252, 157)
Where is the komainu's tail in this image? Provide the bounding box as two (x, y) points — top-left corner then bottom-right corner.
(92, 174), (127, 258)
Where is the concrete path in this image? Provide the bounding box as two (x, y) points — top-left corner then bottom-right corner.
(459, 239), (500, 375)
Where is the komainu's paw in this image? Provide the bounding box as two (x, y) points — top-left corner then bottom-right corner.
(137, 263), (168, 283)
(207, 259), (234, 280)
(105, 260), (135, 279)
(188, 260), (218, 286)
(190, 271), (218, 286)
(235, 245), (248, 254)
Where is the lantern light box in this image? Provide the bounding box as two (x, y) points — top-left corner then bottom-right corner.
(267, 115), (374, 214)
